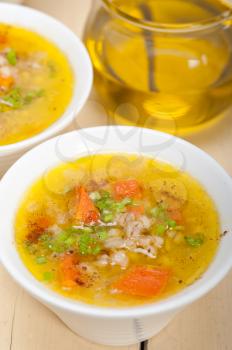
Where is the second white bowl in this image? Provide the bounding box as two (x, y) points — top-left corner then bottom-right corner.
(0, 3), (93, 174)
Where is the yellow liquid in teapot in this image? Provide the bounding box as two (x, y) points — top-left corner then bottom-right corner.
(85, 0), (232, 134)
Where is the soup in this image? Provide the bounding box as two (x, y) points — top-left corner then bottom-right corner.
(0, 24), (74, 146)
(15, 154), (220, 307)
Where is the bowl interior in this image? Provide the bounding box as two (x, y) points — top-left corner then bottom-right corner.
(0, 126), (232, 318)
(0, 3), (93, 155)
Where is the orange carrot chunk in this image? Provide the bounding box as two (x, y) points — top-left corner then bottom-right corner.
(127, 205), (144, 217)
(59, 254), (80, 288)
(113, 266), (171, 297)
(0, 34), (8, 44)
(113, 179), (142, 200)
(76, 186), (100, 224)
(0, 75), (14, 90)
(168, 209), (183, 224)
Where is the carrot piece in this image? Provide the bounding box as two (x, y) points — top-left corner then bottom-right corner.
(0, 75), (14, 90)
(127, 205), (144, 217)
(113, 266), (171, 297)
(113, 179), (142, 200)
(168, 209), (182, 224)
(76, 186), (100, 224)
(0, 34), (7, 44)
(59, 254), (80, 288)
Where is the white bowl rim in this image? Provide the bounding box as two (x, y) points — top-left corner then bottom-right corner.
(0, 3), (93, 156)
(0, 125), (232, 319)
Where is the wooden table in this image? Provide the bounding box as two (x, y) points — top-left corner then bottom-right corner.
(0, 1), (232, 349)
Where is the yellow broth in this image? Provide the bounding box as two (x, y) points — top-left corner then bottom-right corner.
(15, 154), (220, 307)
(0, 24), (74, 145)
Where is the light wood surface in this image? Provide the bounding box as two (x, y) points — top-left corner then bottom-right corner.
(0, 1), (232, 349)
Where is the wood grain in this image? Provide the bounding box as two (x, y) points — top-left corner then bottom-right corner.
(0, 266), (138, 350)
(149, 270), (232, 350)
(0, 0), (231, 349)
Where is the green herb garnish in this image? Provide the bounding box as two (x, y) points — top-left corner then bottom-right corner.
(114, 197), (132, 213)
(96, 197), (114, 211)
(97, 229), (108, 240)
(2, 87), (44, 110)
(95, 191), (132, 223)
(6, 48), (17, 66)
(43, 271), (54, 282)
(150, 204), (167, 221)
(35, 256), (47, 264)
(64, 236), (76, 247)
(79, 232), (91, 255)
(79, 231), (101, 255)
(185, 234), (205, 247)
(48, 228), (79, 253)
(24, 89), (44, 104)
(167, 220), (177, 228)
(156, 224), (167, 236)
(102, 212), (114, 223)
(3, 87), (22, 108)
(38, 225), (105, 257)
(91, 245), (101, 255)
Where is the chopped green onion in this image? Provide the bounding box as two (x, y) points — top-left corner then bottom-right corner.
(102, 213), (114, 223)
(63, 226), (79, 234)
(167, 220), (177, 228)
(96, 197), (114, 210)
(82, 227), (93, 233)
(6, 48), (17, 65)
(120, 197), (132, 206)
(91, 245), (101, 255)
(156, 224), (167, 236)
(114, 197), (133, 213)
(96, 191), (132, 217)
(101, 191), (110, 199)
(56, 231), (69, 243)
(79, 232), (92, 255)
(97, 229), (108, 240)
(3, 87), (22, 108)
(2, 87), (44, 110)
(64, 237), (76, 247)
(150, 205), (167, 220)
(78, 231), (102, 255)
(48, 242), (66, 253)
(24, 89), (44, 104)
(48, 230), (76, 253)
(39, 233), (50, 242)
(35, 256), (47, 264)
(43, 271), (54, 282)
(185, 234), (205, 247)
(39, 234), (53, 249)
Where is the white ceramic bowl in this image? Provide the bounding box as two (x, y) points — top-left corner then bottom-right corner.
(0, 3), (93, 174)
(0, 126), (232, 346)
